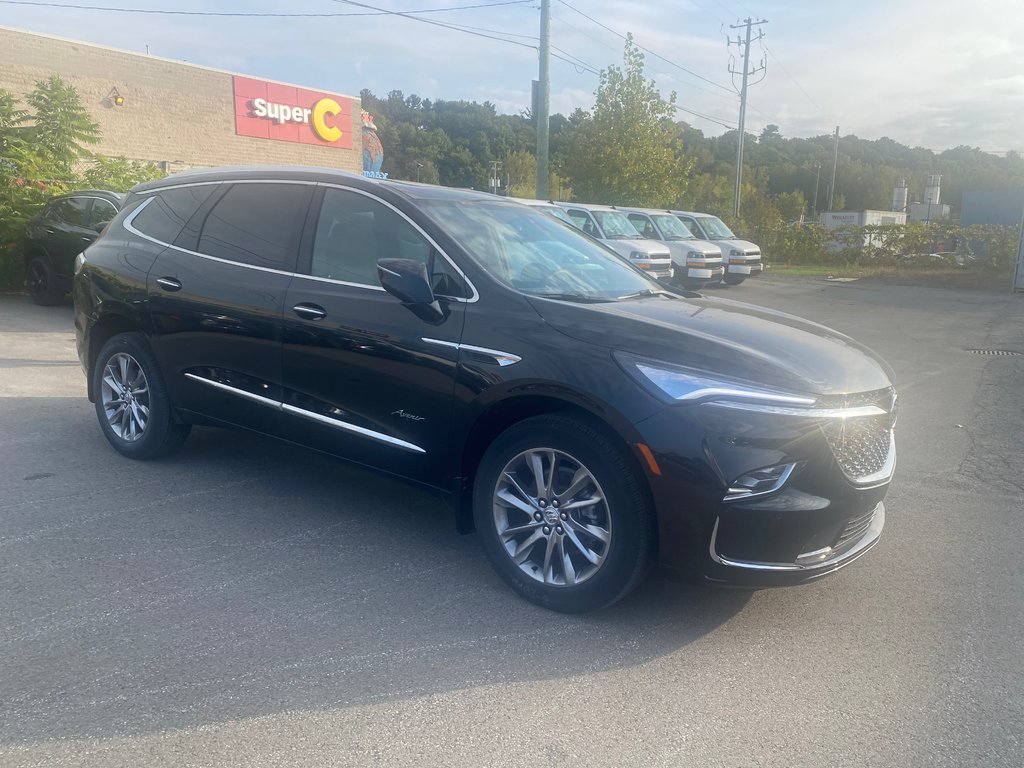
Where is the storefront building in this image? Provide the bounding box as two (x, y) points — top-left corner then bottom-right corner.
(0, 26), (363, 174)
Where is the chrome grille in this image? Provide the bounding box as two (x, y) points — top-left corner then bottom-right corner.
(833, 506), (876, 553)
(820, 388), (896, 483)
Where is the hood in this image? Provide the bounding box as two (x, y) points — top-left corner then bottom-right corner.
(602, 238), (671, 258)
(529, 293), (893, 397)
(708, 238), (760, 256)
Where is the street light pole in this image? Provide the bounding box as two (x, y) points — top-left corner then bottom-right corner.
(812, 162), (821, 222)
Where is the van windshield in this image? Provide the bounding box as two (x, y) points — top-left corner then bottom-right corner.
(695, 215), (736, 238)
(592, 211), (641, 239)
(652, 214), (695, 240)
(421, 200), (664, 301)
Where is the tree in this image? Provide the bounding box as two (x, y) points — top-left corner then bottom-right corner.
(24, 75), (99, 181)
(760, 124), (781, 142)
(559, 35), (693, 207)
(82, 156), (163, 192)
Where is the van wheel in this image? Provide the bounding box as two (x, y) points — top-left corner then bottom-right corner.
(27, 256), (62, 305)
(723, 273), (747, 286)
(93, 333), (190, 459)
(473, 414), (656, 613)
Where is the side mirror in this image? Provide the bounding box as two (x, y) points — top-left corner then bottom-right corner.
(93, 221), (110, 234)
(377, 258), (446, 322)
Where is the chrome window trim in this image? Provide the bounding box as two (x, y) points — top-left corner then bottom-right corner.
(280, 403), (425, 454)
(708, 503), (884, 572)
(183, 373), (425, 454)
(422, 337), (521, 366)
(314, 182), (480, 303)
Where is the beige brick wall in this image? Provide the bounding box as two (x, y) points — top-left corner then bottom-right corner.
(0, 26), (362, 174)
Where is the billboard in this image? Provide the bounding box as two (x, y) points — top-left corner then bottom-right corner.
(233, 76), (355, 150)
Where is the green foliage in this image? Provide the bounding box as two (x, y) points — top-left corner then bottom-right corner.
(24, 75), (99, 181)
(1, 77), (165, 291)
(559, 35), (693, 207)
(81, 156), (164, 192)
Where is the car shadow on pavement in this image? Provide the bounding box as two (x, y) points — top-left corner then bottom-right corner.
(0, 416), (751, 746)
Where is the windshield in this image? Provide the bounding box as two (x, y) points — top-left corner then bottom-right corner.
(421, 199), (663, 301)
(652, 214), (695, 240)
(533, 204), (574, 225)
(695, 215), (735, 238)
(592, 210), (641, 239)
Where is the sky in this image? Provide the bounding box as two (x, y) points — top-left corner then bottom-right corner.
(2, 0), (1023, 153)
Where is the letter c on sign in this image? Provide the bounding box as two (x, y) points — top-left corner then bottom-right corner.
(311, 98), (343, 143)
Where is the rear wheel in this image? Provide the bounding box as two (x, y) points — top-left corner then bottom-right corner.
(473, 414), (656, 613)
(93, 333), (190, 459)
(26, 256), (62, 305)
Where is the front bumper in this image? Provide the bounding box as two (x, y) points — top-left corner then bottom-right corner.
(635, 397), (894, 588)
(725, 259), (763, 276)
(686, 264), (725, 280)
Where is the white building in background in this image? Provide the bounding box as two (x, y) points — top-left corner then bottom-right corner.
(819, 210), (906, 229)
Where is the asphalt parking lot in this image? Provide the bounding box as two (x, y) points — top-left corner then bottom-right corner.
(1, 276), (1022, 767)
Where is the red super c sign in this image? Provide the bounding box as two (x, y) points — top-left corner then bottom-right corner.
(233, 76), (354, 150)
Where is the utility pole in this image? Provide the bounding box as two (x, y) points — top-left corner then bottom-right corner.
(490, 160), (503, 195)
(535, 0), (551, 199)
(812, 162), (821, 221)
(728, 17), (767, 219)
(828, 125), (839, 211)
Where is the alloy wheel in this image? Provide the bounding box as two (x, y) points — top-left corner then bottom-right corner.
(492, 448), (612, 587)
(100, 352), (151, 441)
(27, 260), (48, 298)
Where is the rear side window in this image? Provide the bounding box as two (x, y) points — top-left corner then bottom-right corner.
(310, 187), (467, 297)
(132, 185), (216, 244)
(197, 183), (308, 271)
(87, 198), (118, 228)
(55, 197), (90, 227)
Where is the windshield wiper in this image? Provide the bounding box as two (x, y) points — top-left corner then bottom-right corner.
(533, 292), (613, 303)
(616, 289), (665, 300)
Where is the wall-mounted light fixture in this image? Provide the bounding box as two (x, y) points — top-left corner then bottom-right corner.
(107, 87), (125, 107)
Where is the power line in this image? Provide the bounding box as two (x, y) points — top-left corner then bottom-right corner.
(760, 42), (828, 120)
(554, 0), (735, 94)
(0, 0), (533, 16)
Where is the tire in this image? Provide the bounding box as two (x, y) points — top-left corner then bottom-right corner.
(723, 272), (747, 286)
(473, 414), (656, 613)
(673, 274), (708, 291)
(92, 333), (190, 459)
(26, 256), (62, 305)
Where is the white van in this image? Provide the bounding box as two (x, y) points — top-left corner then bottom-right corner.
(672, 211), (763, 285)
(617, 207), (724, 289)
(554, 202), (673, 280)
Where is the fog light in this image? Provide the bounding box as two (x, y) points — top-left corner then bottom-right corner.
(724, 462), (798, 501)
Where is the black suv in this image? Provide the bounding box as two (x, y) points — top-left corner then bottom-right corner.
(73, 167), (897, 612)
(25, 190), (123, 305)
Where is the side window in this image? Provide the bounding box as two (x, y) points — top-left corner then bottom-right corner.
(55, 197), (91, 227)
(87, 198), (118, 228)
(133, 185), (216, 244)
(627, 214), (656, 239)
(197, 184), (308, 270)
(566, 209), (598, 237)
(311, 187), (467, 298)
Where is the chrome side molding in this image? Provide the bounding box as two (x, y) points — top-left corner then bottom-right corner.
(422, 338), (521, 367)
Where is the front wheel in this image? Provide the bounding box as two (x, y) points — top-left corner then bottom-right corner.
(26, 256), (62, 305)
(723, 273), (747, 286)
(473, 414), (656, 613)
(92, 333), (190, 459)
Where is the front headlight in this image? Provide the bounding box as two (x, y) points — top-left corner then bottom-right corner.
(616, 354), (815, 409)
(687, 251), (703, 259)
(629, 250), (648, 260)
(730, 249), (744, 257)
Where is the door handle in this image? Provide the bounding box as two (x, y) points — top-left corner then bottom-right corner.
(81, 236), (93, 242)
(156, 277), (182, 292)
(46, 229), (55, 235)
(292, 303), (327, 321)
